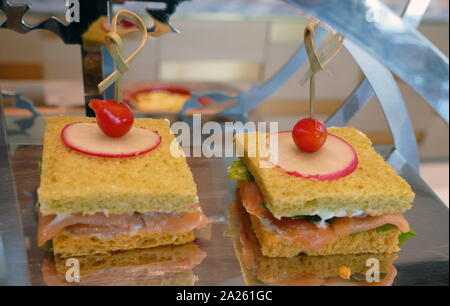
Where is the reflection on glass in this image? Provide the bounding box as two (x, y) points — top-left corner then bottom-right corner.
(228, 201), (398, 286)
(41, 242), (206, 286)
(81, 16), (108, 96)
(126, 86), (192, 113)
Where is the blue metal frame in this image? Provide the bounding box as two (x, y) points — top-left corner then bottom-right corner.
(178, 27), (327, 118)
(283, 0), (449, 125)
(177, 0), (448, 173)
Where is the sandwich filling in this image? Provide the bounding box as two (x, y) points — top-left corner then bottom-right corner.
(237, 180), (410, 252)
(229, 159), (413, 252)
(238, 181), (409, 251)
(38, 204), (208, 246)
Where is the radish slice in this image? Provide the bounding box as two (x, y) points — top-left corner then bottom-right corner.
(61, 122), (161, 158)
(268, 131), (358, 180)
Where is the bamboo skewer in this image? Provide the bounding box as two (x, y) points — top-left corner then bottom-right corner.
(309, 74), (315, 119)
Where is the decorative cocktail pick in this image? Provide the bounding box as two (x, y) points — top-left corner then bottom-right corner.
(302, 20), (345, 118)
(89, 9), (149, 138)
(268, 20), (358, 179)
(61, 11), (162, 155)
(292, 20), (344, 153)
(98, 9), (148, 103)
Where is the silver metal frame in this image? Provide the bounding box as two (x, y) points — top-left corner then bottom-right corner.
(283, 0), (449, 125)
(0, 91), (30, 286)
(179, 0), (448, 173)
(326, 0), (432, 172)
(288, 0), (448, 172)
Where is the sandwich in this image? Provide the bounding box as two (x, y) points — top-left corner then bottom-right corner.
(228, 127), (416, 258)
(228, 200), (398, 286)
(42, 242), (206, 286)
(37, 116), (208, 257)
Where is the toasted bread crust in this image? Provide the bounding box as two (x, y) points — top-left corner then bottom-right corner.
(38, 116), (197, 216)
(53, 230), (195, 257)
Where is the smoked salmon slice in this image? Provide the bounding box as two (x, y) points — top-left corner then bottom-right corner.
(238, 181), (409, 252)
(38, 205), (209, 246)
(333, 214), (409, 236)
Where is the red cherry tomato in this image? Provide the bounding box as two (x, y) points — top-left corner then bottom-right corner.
(121, 20), (135, 28)
(88, 99), (134, 137)
(292, 118), (328, 153)
(198, 97), (213, 106)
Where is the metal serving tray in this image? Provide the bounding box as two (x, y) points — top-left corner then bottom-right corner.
(1, 144), (448, 286)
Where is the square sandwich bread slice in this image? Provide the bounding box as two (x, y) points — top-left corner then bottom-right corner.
(38, 116), (207, 257)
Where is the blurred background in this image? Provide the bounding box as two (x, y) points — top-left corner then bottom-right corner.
(0, 0), (448, 204)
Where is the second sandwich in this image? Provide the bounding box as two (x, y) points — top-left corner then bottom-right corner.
(229, 127), (415, 258)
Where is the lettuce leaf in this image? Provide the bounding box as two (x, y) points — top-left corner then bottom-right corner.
(34, 201), (40, 213)
(375, 224), (397, 233)
(38, 156), (42, 174)
(350, 232), (362, 237)
(291, 215), (322, 223)
(41, 240), (53, 252)
(398, 229), (416, 247)
(261, 202), (270, 211)
(227, 160), (254, 181)
(349, 225), (416, 248)
(290, 215), (334, 224)
(351, 224), (397, 237)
